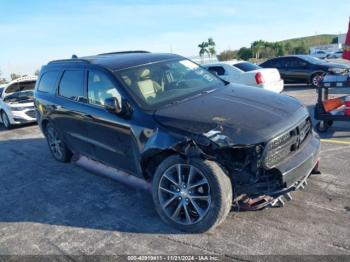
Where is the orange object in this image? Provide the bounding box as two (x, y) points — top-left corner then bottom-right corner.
(323, 97), (345, 113)
(345, 96), (350, 116)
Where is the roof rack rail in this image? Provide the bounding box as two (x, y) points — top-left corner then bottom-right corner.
(98, 50), (150, 56)
(48, 58), (91, 65)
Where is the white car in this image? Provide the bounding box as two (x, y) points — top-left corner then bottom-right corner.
(311, 50), (329, 59)
(203, 61), (284, 93)
(0, 75), (37, 129)
(327, 50), (343, 59)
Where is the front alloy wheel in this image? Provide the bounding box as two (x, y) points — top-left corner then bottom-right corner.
(152, 155), (232, 233)
(158, 164), (211, 225)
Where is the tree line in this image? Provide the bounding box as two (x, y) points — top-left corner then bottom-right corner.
(217, 40), (309, 62)
(198, 38), (310, 63)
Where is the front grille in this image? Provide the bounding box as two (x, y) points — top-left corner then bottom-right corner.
(263, 118), (312, 169)
(26, 110), (36, 119)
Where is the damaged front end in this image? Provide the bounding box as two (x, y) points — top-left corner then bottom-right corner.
(142, 112), (320, 212)
(163, 117), (320, 211)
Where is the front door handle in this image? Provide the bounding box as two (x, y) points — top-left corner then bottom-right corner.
(84, 114), (95, 120)
(52, 104), (62, 110)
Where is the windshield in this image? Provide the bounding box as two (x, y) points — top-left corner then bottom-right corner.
(4, 90), (34, 103)
(116, 59), (223, 108)
(3, 81), (36, 103)
(5, 81), (36, 94)
(234, 62), (261, 72)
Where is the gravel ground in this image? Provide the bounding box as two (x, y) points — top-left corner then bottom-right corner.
(0, 86), (349, 259)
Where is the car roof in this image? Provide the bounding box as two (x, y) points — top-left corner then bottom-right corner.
(203, 60), (244, 67)
(47, 51), (183, 71)
(269, 55), (314, 60)
(5, 75), (37, 87)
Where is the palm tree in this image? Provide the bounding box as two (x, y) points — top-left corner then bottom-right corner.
(208, 37), (216, 58)
(198, 41), (209, 62)
(251, 40), (266, 60)
(198, 38), (216, 62)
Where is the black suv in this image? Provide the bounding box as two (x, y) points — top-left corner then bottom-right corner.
(260, 55), (349, 87)
(34, 51), (320, 232)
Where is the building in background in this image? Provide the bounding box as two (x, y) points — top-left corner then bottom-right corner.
(309, 33), (345, 54)
(338, 33), (346, 46)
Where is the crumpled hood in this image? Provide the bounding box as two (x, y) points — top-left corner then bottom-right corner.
(154, 84), (309, 145)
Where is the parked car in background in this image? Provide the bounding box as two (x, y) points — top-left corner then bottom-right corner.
(203, 61), (283, 93)
(326, 50), (343, 59)
(35, 51), (320, 232)
(260, 55), (350, 87)
(311, 50), (328, 59)
(0, 76), (37, 129)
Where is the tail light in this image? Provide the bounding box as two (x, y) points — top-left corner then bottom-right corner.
(255, 72), (265, 85)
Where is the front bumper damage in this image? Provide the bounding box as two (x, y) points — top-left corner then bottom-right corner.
(236, 166), (319, 211)
(235, 133), (321, 211)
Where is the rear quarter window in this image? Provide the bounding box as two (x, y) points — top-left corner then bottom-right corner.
(262, 59), (283, 68)
(207, 66), (226, 76)
(37, 71), (60, 93)
(58, 70), (85, 102)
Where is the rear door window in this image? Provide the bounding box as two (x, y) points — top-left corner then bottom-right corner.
(285, 58), (307, 68)
(262, 59), (281, 68)
(58, 70), (85, 102)
(274, 59), (285, 68)
(37, 71), (59, 93)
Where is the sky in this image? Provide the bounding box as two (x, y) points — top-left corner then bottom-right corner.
(0, 0), (349, 79)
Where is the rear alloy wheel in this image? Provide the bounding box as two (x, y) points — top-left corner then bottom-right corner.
(45, 123), (72, 162)
(1, 111), (12, 129)
(311, 73), (324, 88)
(152, 155), (232, 233)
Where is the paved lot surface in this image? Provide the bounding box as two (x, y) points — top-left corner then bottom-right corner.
(0, 86), (349, 257)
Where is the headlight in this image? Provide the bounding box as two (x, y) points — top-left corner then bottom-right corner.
(328, 68), (346, 75)
(10, 106), (33, 111)
(10, 107), (23, 111)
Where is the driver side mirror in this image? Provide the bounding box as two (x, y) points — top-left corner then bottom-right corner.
(104, 97), (122, 115)
(104, 97), (133, 118)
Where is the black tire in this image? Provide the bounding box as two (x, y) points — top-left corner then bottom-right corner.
(316, 121), (329, 133)
(45, 122), (72, 162)
(310, 73), (324, 88)
(1, 111), (12, 129)
(152, 155), (232, 233)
